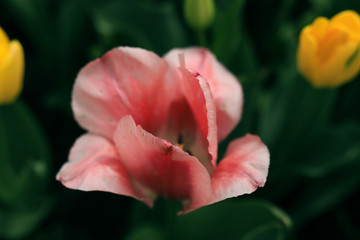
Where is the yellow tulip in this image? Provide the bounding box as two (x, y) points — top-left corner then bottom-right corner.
(297, 10), (360, 88)
(0, 27), (24, 104)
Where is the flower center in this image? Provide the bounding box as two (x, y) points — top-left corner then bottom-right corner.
(175, 134), (193, 155)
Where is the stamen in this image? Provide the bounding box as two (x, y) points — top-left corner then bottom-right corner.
(175, 143), (185, 150)
(175, 134), (192, 155)
(178, 53), (185, 68)
(175, 135), (185, 149)
(178, 135), (183, 144)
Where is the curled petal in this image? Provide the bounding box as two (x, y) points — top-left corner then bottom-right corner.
(178, 69), (218, 171)
(164, 47), (243, 141)
(156, 68), (217, 173)
(72, 47), (179, 139)
(208, 134), (270, 205)
(56, 134), (153, 206)
(113, 115), (212, 213)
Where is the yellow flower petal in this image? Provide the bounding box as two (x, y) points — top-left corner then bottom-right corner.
(313, 42), (360, 87)
(316, 25), (348, 63)
(331, 10), (360, 36)
(297, 10), (360, 88)
(0, 40), (24, 103)
(297, 27), (317, 80)
(309, 17), (329, 41)
(0, 27), (10, 44)
(0, 27), (10, 65)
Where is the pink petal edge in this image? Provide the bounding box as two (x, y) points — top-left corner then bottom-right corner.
(72, 47), (179, 140)
(56, 134), (154, 206)
(164, 47), (243, 141)
(208, 134), (270, 205)
(180, 68), (218, 170)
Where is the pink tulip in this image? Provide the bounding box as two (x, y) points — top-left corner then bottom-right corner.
(56, 47), (269, 214)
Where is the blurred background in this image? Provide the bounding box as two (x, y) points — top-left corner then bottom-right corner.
(0, 0), (360, 239)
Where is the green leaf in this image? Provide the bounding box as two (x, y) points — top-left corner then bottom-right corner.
(211, 0), (246, 67)
(92, 0), (188, 55)
(309, 0), (335, 12)
(258, 74), (337, 166)
(129, 199), (291, 240)
(290, 165), (360, 228)
(173, 200), (292, 240)
(0, 100), (52, 238)
(2, 0), (55, 52)
(0, 196), (53, 239)
(287, 122), (360, 227)
(293, 122), (360, 178)
(242, 222), (287, 240)
(125, 224), (165, 240)
(346, 44), (360, 68)
(56, 0), (90, 82)
(335, 75), (360, 123)
(0, 101), (51, 203)
(289, 123), (360, 227)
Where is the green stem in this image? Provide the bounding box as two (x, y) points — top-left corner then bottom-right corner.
(197, 30), (207, 47)
(164, 199), (180, 238)
(276, 76), (338, 165)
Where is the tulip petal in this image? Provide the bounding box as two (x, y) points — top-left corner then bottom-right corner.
(113, 115), (212, 213)
(0, 40), (24, 103)
(208, 134), (269, 205)
(164, 47), (243, 141)
(157, 97), (212, 171)
(72, 47), (179, 139)
(180, 69), (218, 170)
(0, 27), (9, 44)
(56, 134), (153, 206)
(297, 27), (318, 81)
(314, 41), (360, 87)
(331, 10), (360, 36)
(309, 17), (330, 41)
(157, 68), (218, 173)
(0, 27), (10, 61)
